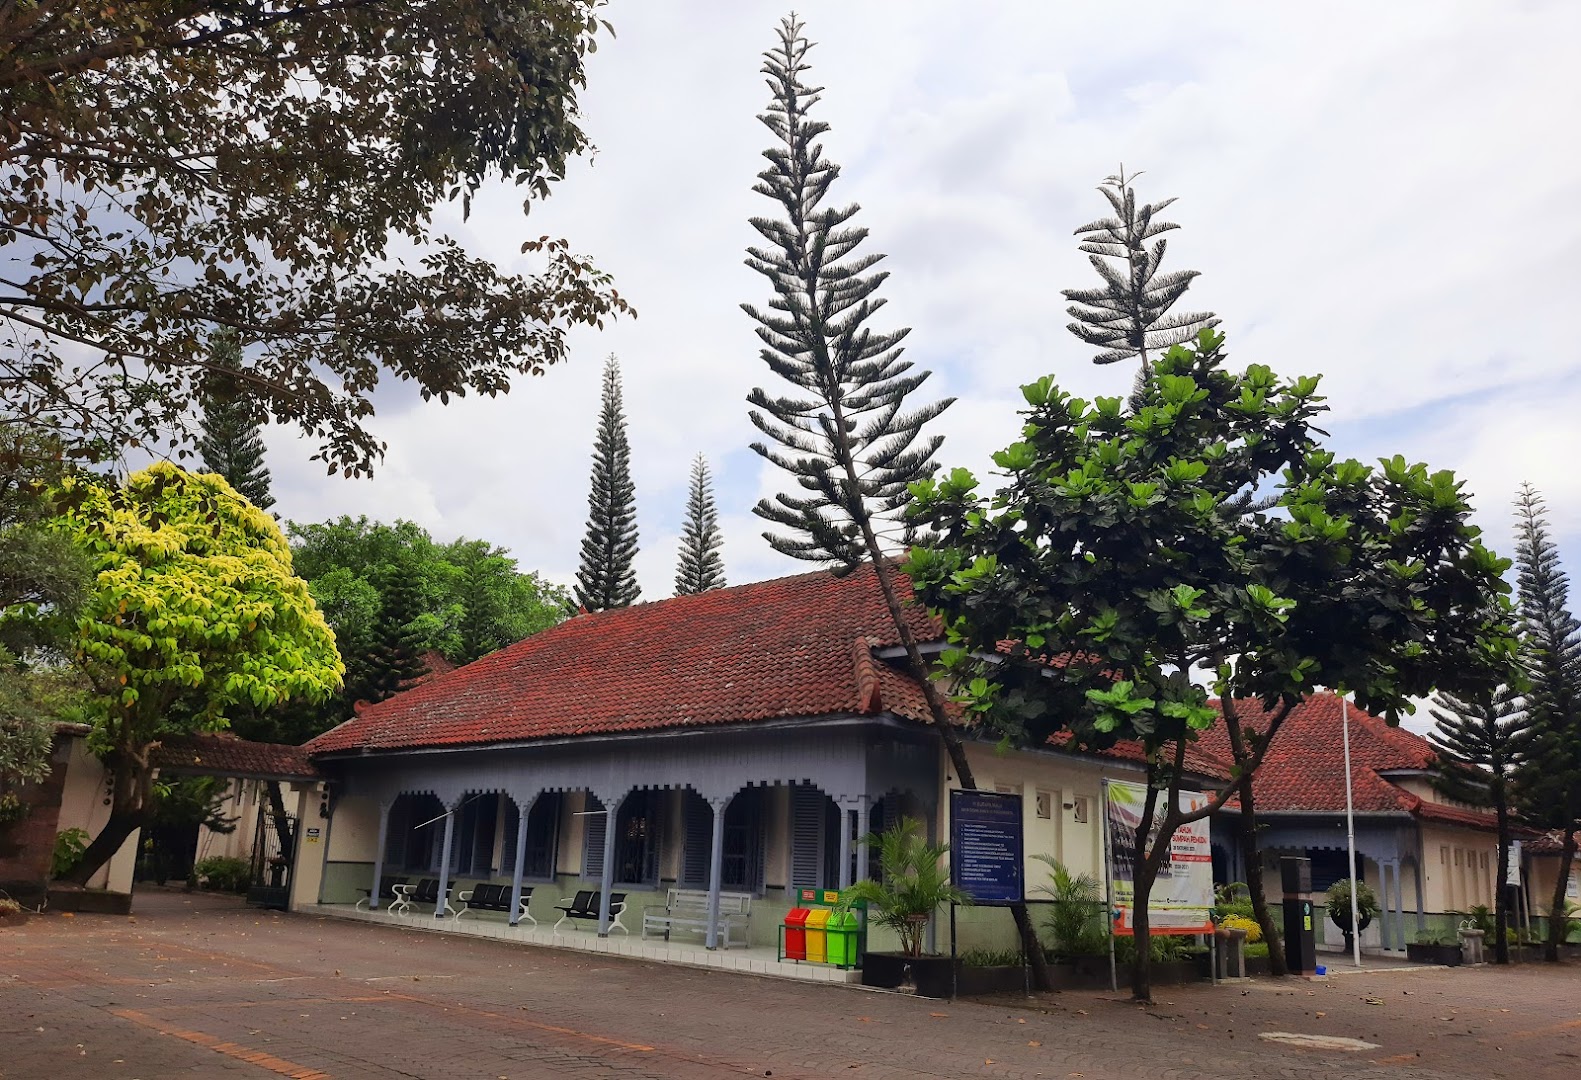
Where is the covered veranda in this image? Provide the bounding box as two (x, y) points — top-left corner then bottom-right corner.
(308, 717), (940, 964)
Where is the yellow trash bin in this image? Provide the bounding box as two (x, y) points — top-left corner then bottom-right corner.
(805, 908), (832, 964)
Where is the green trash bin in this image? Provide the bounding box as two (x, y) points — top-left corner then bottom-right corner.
(825, 909), (860, 968)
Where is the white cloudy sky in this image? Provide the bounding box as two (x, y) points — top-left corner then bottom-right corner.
(268, 0), (1581, 604)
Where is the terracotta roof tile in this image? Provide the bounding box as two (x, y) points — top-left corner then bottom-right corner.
(308, 564), (940, 755)
(152, 734), (321, 781)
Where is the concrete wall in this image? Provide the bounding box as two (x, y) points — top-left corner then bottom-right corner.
(54, 736), (137, 893)
(0, 732), (73, 896)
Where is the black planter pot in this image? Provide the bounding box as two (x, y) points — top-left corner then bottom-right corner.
(953, 964), (1029, 996)
(1405, 942), (1463, 966)
(861, 952), (963, 998)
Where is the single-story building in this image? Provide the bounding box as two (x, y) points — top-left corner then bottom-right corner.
(1203, 694), (1505, 950)
(303, 564), (1224, 954)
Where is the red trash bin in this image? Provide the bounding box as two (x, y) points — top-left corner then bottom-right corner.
(783, 907), (811, 961)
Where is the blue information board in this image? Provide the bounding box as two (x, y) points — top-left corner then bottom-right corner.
(949, 789), (1024, 905)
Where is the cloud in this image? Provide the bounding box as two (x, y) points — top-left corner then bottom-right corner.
(262, 0), (1581, 609)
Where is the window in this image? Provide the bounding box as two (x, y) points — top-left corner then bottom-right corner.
(721, 788), (765, 893)
(1035, 791), (1053, 820)
(614, 790), (661, 886)
(1072, 797), (1090, 825)
(789, 785), (826, 889)
(451, 793), (498, 877)
(502, 793), (561, 881)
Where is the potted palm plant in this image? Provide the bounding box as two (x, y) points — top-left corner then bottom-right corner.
(848, 817), (970, 997)
(1325, 878), (1380, 954)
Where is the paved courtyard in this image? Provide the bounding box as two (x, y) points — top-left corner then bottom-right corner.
(3, 889), (1579, 1080)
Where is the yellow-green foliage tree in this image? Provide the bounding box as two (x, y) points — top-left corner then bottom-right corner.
(49, 464), (342, 885)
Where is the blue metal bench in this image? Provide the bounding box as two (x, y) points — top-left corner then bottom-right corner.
(553, 889), (627, 934)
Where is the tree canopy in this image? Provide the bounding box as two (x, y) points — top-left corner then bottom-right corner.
(907, 331), (1515, 999)
(47, 463), (342, 882)
(197, 329), (274, 511)
(574, 356), (640, 611)
(674, 454), (725, 596)
(1, 0), (630, 476)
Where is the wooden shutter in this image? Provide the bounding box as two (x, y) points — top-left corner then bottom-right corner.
(582, 795), (606, 880)
(501, 799), (521, 876)
(790, 785), (824, 889)
(682, 796), (711, 887)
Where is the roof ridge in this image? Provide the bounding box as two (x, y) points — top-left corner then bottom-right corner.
(851, 636), (883, 715)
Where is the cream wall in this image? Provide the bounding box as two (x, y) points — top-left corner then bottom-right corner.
(55, 737), (137, 893)
(942, 743), (1130, 891)
(1420, 824), (1498, 913)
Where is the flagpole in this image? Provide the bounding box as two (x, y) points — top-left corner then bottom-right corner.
(1342, 692), (1362, 968)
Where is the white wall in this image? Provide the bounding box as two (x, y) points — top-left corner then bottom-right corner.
(56, 737), (138, 893)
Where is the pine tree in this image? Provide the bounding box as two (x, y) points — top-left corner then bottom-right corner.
(574, 356), (641, 611)
(742, 15), (1052, 988)
(1429, 686), (1529, 963)
(674, 454), (725, 595)
(1062, 167), (1219, 396)
(357, 558), (430, 705)
(197, 328), (275, 511)
(1511, 482), (1581, 960)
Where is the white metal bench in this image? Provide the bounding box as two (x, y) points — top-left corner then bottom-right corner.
(641, 888), (752, 949)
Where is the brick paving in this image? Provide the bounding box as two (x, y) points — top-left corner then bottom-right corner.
(3, 890), (1579, 1080)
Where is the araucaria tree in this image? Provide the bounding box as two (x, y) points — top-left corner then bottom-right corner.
(1, 1), (630, 477)
(574, 356), (641, 611)
(1063, 168), (1219, 396)
(48, 464), (341, 884)
(1429, 685), (1528, 964)
(197, 329), (274, 511)
(908, 332), (1514, 1001)
(674, 455), (726, 595)
(740, 16), (1063, 986)
(1510, 483), (1581, 961)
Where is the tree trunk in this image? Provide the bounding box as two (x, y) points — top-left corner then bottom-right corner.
(58, 743), (155, 886)
(1129, 795), (1163, 1002)
(265, 780), (295, 864)
(1222, 710), (1287, 976)
(1493, 797), (1510, 965)
(862, 554), (1055, 991)
(1544, 825), (1577, 962)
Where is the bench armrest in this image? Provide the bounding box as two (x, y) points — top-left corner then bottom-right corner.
(458, 889), (475, 903)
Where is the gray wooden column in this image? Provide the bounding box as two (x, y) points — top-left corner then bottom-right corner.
(854, 796), (871, 884)
(1390, 861), (1406, 951)
(369, 799), (392, 909)
(597, 793), (623, 936)
(837, 803), (854, 889)
(508, 794), (536, 927)
(1413, 859), (1426, 934)
(705, 794), (732, 949)
(434, 804), (456, 919)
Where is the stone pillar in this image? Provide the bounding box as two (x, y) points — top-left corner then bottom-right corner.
(597, 793), (623, 936)
(508, 794), (536, 927)
(434, 804), (456, 919)
(705, 794), (733, 949)
(369, 799), (392, 910)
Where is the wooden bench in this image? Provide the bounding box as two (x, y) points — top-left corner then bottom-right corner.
(552, 889), (627, 935)
(355, 875), (407, 912)
(389, 878), (455, 918)
(641, 888), (752, 949)
(457, 883), (535, 925)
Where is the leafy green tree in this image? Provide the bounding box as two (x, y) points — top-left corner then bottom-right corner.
(276, 517), (566, 739)
(907, 332), (1514, 1001)
(1063, 168), (1218, 397)
(47, 464), (342, 884)
(738, 14), (1061, 985)
(674, 454), (726, 596)
(1510, 483), (1581, 961)
(1429, 685), (1529, 963)
(574, 356), (641, 611)
(355, 557), (431, 706)
(197, 329), (275, 511)
(1, 1), (630, 477)
(0, 425), (90, 783)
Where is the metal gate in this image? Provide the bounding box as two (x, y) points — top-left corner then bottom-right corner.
(245, 805), (296, 909)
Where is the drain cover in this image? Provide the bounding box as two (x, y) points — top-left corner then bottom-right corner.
(1258, 1032), (1381, 1052)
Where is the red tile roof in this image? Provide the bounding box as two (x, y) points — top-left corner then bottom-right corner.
(305, 563), (1211, 777)
(152, 734), (321, 781)
(308, 564), (941, 755)
(1197, 693), (1497, 830)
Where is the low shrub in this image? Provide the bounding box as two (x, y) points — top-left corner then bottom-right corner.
(1218, 914), (1262, 943)
(192, 856), (251, 893)
(51, 827), (89, 879)
(0, 897), (22, 916)
(960, 947), (1023, 968)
